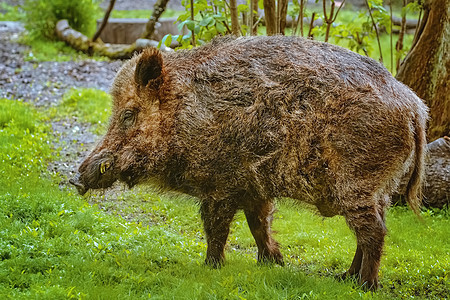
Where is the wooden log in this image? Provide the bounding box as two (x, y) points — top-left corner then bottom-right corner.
(55, 20), (173, 59)
(56, 19), (137, 59)
(395, 137), (450, 209)
(422, 137), (450, 208)
(96, 18), (183, 44)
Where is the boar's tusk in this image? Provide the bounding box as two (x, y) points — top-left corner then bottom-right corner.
(99, 161), (111, 174)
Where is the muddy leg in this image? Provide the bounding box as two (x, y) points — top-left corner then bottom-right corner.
(340, 245), (363, 280)
(244, 201), (284, 265)
(200, 199), (237, 267)
(344, 204), (386, 291)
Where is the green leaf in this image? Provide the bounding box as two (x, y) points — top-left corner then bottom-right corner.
(216, 21), (226, 33)
(160, 34), (173, 48)
(237, 4), (248, 13)
(194, 24), (201, 34)
(186, 20), (196, 31)
(199, 16), (214, 26)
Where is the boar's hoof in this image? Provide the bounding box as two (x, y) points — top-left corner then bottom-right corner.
(205, 257), (225, 269)
(360, 279), (379, 292)
(258, 253), (284, 266)
(337, 273), (379, 291)
(336, 271), (358, 281)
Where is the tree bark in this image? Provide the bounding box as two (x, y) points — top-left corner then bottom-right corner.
(395, 137), (450, 209)
(396, 0), (450, 140)
(229, 0), (240, 36)
(141, 0), (170, 39)
(422, 137), (450, 208)
(264, 0), (277, 35)
(277, 0), (288, 35)
(250, 0), (258, 35)
(395, 0), (407, 70)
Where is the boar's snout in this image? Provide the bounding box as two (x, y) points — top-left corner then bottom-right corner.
(69, 173), (88, 195)
(70, 151), (116, 195)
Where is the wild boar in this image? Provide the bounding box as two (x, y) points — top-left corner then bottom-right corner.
(70, 36), (428, 290)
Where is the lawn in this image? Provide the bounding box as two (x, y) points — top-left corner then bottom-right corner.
(1, 3), (448, 299)
(0, 97), (448, 299)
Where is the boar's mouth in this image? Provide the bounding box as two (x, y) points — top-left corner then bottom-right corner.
(69, 151), (118, 195)
(69, 173), (89, 195)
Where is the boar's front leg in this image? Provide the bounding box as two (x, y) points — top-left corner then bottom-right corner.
(244, 201), (284, 266)
(200, 199), (238, 267)
(340, 245), (363, 280)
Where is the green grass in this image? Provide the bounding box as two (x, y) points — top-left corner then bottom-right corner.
(21, 38), (86, 62)
(109, 9), (183, 19)
(0, 3), (26, 21)
(19, 37), (110, 62)
(0, 98), (449, 298)
(57, 87), (112, 134)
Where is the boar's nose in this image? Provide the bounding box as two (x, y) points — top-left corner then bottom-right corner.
(69, 173), (88, 195)
(69, 151), (115, 195)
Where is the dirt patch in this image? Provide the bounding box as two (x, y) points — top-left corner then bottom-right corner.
(0, 22), (121, 193)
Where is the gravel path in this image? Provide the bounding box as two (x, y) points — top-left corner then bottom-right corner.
(0, 0), (185, 216)
(0, 21), (122, 191)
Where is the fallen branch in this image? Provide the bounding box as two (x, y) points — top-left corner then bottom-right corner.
(56, 20), (137, 59)
(55, 20), (172, 60)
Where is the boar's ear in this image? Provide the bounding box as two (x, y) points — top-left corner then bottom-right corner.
(134, 48), (163, 89)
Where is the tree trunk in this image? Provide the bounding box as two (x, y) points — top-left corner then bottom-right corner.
(229, 0), (240, 36)
(141, 0), (170, 39)
(396, 0), (450, 140)
(422, 137), (450, 208)
(277, 0), (288, 34)
(395, 137), (450, 209)
(264, 0), (277, 35)
(250, 0), (258, 35)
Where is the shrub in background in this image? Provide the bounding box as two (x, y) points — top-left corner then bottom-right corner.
(23, 0), (101, 40)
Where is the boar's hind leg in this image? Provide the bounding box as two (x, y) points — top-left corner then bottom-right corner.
(200, 200), (238, 268)
(343, 200), (387, 291)
(244, 201), (284, 266)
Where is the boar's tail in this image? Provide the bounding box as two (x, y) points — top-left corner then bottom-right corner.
(405, 116), (427, 215)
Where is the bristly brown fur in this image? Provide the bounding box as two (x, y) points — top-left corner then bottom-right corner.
(72, 36), (428, 291)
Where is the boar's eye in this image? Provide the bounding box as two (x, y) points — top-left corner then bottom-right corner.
(120, 109), (136, 129)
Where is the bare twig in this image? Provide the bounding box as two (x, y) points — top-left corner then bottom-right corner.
(190, 0), (196, 47)
(322, 0), (346, 42)
(364, 0), (383, 63)
(293, 0), (306, 36)
(92, 0), (116, 42)
(389, 0), (393, 73)
(307, 12), (316, 39)
(395, 0), (407, 69)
